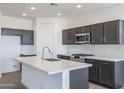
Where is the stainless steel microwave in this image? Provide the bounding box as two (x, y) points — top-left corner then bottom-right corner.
(75, 33), (90, 44)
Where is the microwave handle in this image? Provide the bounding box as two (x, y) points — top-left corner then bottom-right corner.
(100, 37), (102, 42)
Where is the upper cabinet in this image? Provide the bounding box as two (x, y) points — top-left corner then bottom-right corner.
(91, 23), (103, 44)
(62, 28), (76, 45)
(68, 28), (76, 44)
(62, 19), (124, 45)
(1, 28), (22, 36)
(80, 25), (91, 33)
(76, 25), (91, 33)
(103, 20), (119, 44)
(91, 20), (124, 44)
(62, 29), (68, 45)
(1, 28), (34, 45)
(21, 30), (34, 45)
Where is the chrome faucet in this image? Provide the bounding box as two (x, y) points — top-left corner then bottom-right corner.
(42, 47), (53, 59)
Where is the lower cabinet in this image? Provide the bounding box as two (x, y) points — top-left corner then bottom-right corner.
(87, 59), (99, 83)
(98, 61), (115, 87)
(85, 59), (124, 88)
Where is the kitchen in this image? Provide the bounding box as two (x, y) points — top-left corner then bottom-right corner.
(0, 3), (124, 89)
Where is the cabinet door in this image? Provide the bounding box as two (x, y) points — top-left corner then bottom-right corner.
(21, 30), (34, 45)
(85, 59), (99, 82)
(103, 20), (119, 44)
(91, 23), (103, 44)
(76, 27), (81, 34)
(76, 26), (91, 34)
(99, 61), (115, 87)
(80, 25), (91, 33)
(62, 30), (68, 45)
(68, 28), (76, 44)
(1, 28), (22, 36)
(89, 64), (99, 82)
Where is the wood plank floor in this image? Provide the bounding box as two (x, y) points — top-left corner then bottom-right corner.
(0, 71), (26, 89)
(0, 71), (108, 89)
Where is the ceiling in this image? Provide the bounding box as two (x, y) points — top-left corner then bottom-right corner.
(0, 3), (118, 20)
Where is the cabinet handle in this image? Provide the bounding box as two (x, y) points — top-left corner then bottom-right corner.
(104, 25), (106, 43)
(99, 66), (102, 81)
(100, 37), (102, 42)
(104, 37), (106, 42)
(95, 65), (97, 72)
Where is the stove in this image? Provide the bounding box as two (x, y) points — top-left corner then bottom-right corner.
(71, 54), (94, 62)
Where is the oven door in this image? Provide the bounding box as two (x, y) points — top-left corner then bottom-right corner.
(75, 34), (86, 43)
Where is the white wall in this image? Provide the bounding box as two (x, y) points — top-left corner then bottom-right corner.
(2, 16), (33, 30)
(1, 16), (36, 54)
(1, 36), (20, 73)
(35, 18), (67, 57)
(67, 4), (124, 28)
(0, 16), (35, 74)
(67, 4), (124, 58)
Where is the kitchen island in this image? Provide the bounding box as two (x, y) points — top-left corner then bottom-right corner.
(14, 56), (92, 89)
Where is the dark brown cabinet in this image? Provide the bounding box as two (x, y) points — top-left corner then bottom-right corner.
(103, 20), (119, 44)
(98, 61), (115, 87)
(62, 26), (91, 45)
(21, 30), (34, 45)
(91, 20), (124, 44)
(1, 28), (34, 45)
(85, 58), (124, 88)
(76, 25), (91, 34)
(86, 59), (99, 83)
(1, 28), (22, 36)
(91, 23), (103, 44)
(62, 29), (68, 45)
(81, 25), (91, 33)
(76, 27), (81, 34)
(62, 19), (124, 45)
(68, 28), (76, 44)
(62, 29), (76, 45)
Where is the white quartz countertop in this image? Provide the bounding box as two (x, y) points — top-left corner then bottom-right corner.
(85, 56), (124, 62)
(14, 56), (92, 75)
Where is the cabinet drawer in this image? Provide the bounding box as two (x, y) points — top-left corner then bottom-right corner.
(99, 61), (114, 65)
(57, 55), (71, 60)
(85, 59), (99, 64)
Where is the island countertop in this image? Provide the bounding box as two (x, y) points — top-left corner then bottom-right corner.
(14, 56), (92, 75)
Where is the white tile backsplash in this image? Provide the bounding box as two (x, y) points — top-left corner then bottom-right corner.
(20, 45), (36, 55)
(67, 45), (124, 58)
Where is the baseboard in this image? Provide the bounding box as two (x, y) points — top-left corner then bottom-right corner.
(21, 80), (28, 89)
(2, 70), (20, 74)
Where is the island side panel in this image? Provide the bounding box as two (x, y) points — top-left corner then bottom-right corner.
(21, 64), (62, 89)
(70, 68), (89, 89)
(62, 70), (70, 89)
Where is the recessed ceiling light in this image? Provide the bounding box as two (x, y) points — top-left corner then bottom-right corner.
(76, 5), (82, 8)
(22, 13), (27, 16)
(57, 13), (61, 16)
(30, 7), (36, 10)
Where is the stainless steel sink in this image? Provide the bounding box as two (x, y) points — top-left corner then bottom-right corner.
(44, 58), (60, 61)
